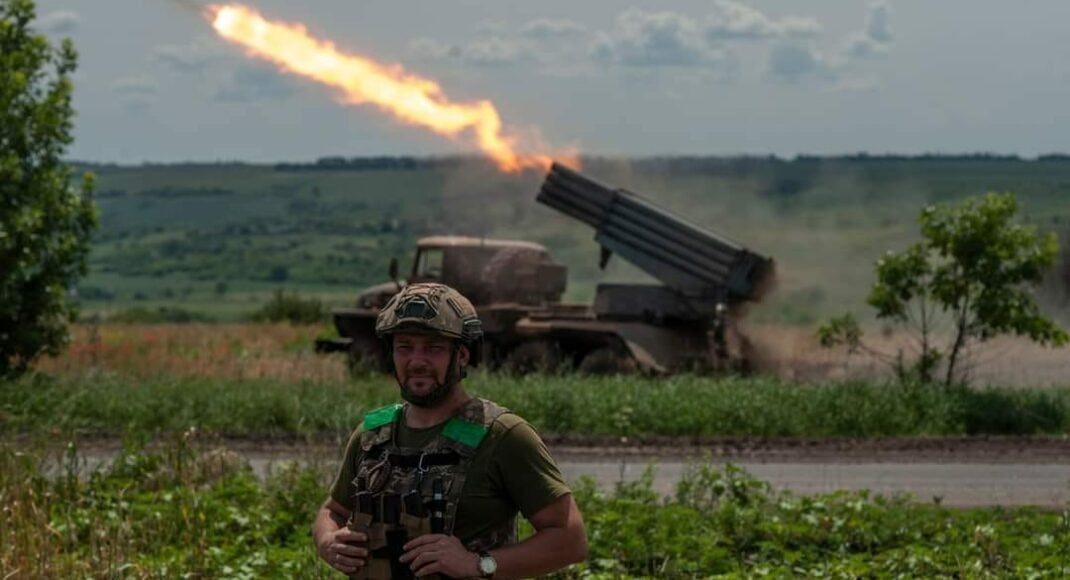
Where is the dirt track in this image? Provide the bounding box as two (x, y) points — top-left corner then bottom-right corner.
(57, 435), (1070, 507)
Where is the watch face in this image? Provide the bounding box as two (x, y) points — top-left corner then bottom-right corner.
(479, 555), (497, 575)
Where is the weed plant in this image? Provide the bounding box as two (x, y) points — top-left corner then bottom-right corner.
(3, 440), (1069, 578)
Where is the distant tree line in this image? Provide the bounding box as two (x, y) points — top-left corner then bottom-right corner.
(68, 153), (1070, 175)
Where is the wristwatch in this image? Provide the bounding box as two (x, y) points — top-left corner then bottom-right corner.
(477, 550), (497, 578)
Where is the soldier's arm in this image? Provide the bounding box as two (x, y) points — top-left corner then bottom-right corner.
(312, 497), (351, 544)
(486, 493), (587, 580)
(488, 420), (588, 578)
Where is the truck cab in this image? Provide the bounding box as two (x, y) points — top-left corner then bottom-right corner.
(320, 236), (568, 369)
(354, 236), (567, 310)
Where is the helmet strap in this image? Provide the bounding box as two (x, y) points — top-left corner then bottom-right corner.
(442, 343), (461, 387)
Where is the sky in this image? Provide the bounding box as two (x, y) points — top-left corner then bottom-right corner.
(28, 0), (1070, 163)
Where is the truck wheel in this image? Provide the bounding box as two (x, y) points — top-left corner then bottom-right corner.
(504, 340), (563, 375)
(578, 347), (637, 375)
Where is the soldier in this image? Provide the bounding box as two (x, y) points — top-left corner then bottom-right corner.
(312, 283), (587, 578)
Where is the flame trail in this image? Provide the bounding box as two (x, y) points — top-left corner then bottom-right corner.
(207, 4), (559, 172)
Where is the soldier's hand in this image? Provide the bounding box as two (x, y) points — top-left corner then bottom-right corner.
(317, 528), (369, 575)
(400, 534), (479, 578)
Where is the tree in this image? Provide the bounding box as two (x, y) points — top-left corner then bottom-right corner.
(1, 0), (97, 377)
(819, 193), (1067, 386)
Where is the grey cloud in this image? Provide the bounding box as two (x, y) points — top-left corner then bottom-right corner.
(463, 37), (533, 66)
(407, 37), (530, 66)
(866, 1), (892, 43)
(408, 37), (462, 60)
(704, 1), (821, 41)
(520, 18), (587, 39)
(153, 42), (221, 73)
(38, 10), (79, 35)
(214, 65), (299, 103)
(847, 35), (889, 59)
(594, 10), (725, 67)
(767, 41), (832, 81)
(847, 2), (892, 59)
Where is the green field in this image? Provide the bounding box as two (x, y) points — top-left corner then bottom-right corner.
(6, 372), (1070, 439)
(75, 156), (1070, 323)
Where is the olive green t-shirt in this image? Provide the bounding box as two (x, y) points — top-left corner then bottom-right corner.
(329, 406), (570, 544)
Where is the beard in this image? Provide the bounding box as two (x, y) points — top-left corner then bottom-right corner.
(400, 374), (455, 408)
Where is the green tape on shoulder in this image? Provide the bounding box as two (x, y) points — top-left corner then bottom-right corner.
(363, 404), (402, 431)
(442, 418), (489, 449)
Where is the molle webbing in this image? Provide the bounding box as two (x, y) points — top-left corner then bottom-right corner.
(347, 491), (430, 580)
(382, 451), (461, 469)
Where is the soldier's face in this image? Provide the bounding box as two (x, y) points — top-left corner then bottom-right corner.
(392, 333), (469, 406)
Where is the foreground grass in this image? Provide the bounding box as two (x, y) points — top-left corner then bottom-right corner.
(3, 371), (1070, 438)
(3, 440), (1068, 578)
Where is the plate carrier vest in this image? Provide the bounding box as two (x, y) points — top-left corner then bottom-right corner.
(347, 398), (518, 580)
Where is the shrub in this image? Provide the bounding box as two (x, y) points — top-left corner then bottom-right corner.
(250, 290), (327, 324)
(108, 306), (214, 324)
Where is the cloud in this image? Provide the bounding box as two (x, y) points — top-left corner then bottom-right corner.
(153, 42), (220, 73)
(704, 1), (821, 41)
(38, 10), (79, 35)
(463, 38), (533, 66)
(214, 65), (298, 102)
(768, 2), (893, 82)
(520, 18), (587, 39)
(408, 38), (461, 60)
(593, 10), (726, 67)
(865, 1), (892, 43)
(407, 37), (531, 67)
(767, 41), (832, 81)
(847, 1), (892, 59)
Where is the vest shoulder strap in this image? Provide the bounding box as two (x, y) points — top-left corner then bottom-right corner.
(359, 404), (402, 451)
(441, 398), (511, 451)
(363, 403), (402, 431)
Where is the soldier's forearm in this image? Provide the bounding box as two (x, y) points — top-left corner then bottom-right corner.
(488, 522), (587, 580)
(311, 504), (348, 551)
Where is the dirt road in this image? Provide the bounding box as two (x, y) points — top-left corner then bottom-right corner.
(557, 461), (1070, 507)
(63, 436), (1070, 507)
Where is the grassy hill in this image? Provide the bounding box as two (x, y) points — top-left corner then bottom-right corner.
(74, 155), (1070, 323)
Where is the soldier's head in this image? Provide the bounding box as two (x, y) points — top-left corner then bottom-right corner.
(374, 283), (483, 407)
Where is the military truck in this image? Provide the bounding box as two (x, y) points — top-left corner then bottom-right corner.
(316, 164), (775, 374)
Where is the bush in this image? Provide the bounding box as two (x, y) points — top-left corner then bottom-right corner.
(109, 306), (214, 324)
(250, 290), (327, 324)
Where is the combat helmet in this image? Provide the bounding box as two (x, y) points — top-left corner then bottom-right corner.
(375, 283), (483, 369)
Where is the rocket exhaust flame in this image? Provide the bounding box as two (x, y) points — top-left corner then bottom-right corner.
(207, 4), (562, 172)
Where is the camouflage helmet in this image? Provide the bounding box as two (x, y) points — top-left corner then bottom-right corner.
(376, 283), (483, 365)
